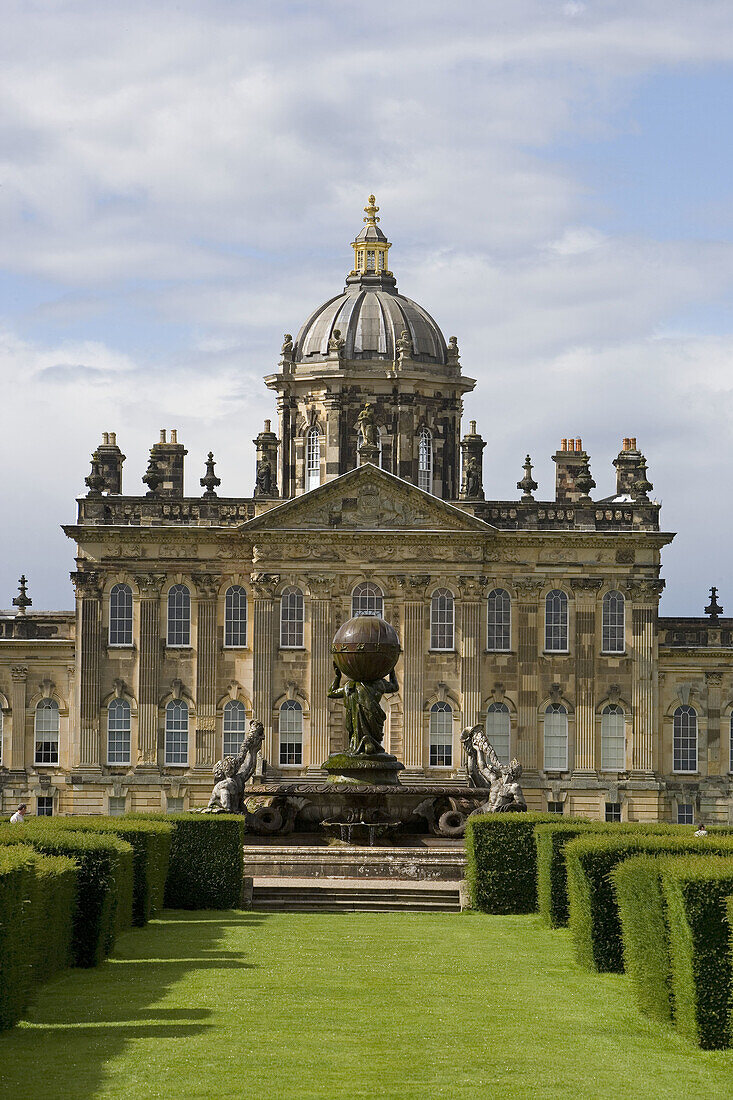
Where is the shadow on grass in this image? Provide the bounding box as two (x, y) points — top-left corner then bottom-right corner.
(0, 910), (266, 1099)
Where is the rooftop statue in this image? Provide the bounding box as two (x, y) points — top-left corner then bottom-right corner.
(356, 402), (379, 450)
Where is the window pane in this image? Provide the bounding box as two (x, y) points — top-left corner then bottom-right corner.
(673, 705), (697, 772)
(605, 802), (621, 822)
(544, 703), (568, 770)
(109, 583), (133, 646)
(36, 796), (54, 817)
(545, 590), (568, 652)
(223, 700), (247, 756)
(547, 801), (564, 815)
(165, 701), (189, 766)
(430, 589), (454, 650)
(109, 796), (126, 816)
(677, 803), (694, 825)
(224, 585), (247, 647)
(279, 700), (303, 765)
(602, 591), (625, 653)
(418, 427), (433, 493)
(352, 583), (384, 618)
(429, 702), (453, 767)
(107, 699), (131, 765)
(306, 430), (321, 491)
(487, 589), (511, 651)
(167, 584), (190, 647)
(601, 704), (625, 770)
(486, 702), (511, 763)
(35, 700), (59, 765)
(280, 587), (304, 647)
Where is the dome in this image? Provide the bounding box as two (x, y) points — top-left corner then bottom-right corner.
(292, 194), (450, 366)
(294, 285), (449, 365)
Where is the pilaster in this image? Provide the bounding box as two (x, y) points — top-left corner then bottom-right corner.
(515, 580), (543, 770)
(193, 573), (220, 769)
(9, 666), (27, 771)
(135, 573), (165, 767)
(459, 576), (485, 731)
(398, 575), (429, 769)
(571, 579), (602, 773)
(630, 581), (663, 775)
(308, 578), (332, 769)
(71, 571), (103, 769)
(251, 572), (279, 765)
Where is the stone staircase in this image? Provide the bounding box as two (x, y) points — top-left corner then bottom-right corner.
(249, 877), (462, 913)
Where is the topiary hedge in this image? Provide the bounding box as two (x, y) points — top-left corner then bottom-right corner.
(465, 813), (582, 914)
(0, 848), (77, 1031)
(129, 814), (247, 909)
(662, 855), (733, 1049)
(565, 831), (733, 974)
(0, 823), (133, 967)
(52, 817), (172, 926)
(611, 854), (678, 1025)
(536, 821), (681, 929)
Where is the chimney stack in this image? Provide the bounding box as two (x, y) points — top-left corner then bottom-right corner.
(96, 431), (126, 494)
(613, 437), (642, 497)
(147, 429), (187, 497)
(552, 437), (590, 504)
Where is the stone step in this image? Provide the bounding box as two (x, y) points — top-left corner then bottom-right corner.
(248, 878), (463, 913)
(242, 844), (466, 882)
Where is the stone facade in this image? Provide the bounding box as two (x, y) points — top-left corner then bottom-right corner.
(1, 199), (731, 823)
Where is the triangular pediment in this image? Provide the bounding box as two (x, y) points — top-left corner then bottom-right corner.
(240, 464), (494, 534)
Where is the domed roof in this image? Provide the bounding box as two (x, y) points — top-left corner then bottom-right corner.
(294, 285), (448, 365)
(293, 195), (449, 366)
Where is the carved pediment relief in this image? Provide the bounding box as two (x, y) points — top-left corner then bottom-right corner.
(240, 465), (494, 535)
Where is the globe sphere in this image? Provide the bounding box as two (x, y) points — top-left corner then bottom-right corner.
(332, 616), (401, 682)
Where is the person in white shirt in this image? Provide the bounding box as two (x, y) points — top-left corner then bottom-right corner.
(10, 803), (28, 824)
(694, 822), (708, 837)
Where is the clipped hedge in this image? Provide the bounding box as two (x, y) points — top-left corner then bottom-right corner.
(465, 813), (583, 914)
(52, 817), (172, 926)
(662, 856), (733, 1049)
(0, 848), (77, 1030)
(130, 814), (247, 910)
(565, 832), (733, 973)
(611, 854), (677, 1024)
(0, 823), (133, 967)
(536, 821), (681, 928)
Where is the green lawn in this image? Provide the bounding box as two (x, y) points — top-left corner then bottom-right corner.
(1, 910), (731, 1099)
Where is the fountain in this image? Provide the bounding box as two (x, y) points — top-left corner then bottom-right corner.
(204, 616), (526, 841)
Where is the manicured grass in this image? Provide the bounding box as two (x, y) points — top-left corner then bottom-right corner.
(0, 911), (731, 1099)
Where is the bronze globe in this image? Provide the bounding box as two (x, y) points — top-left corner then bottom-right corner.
(331, 616), (401, 682)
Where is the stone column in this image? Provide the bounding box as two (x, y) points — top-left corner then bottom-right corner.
(251, 572), (279, 765)
(571, 579), (602, 773)
(515, 581), (543, 770)
(193, 574), (221, 770)
(459, 576), (485, 730)
(71, 571), (103, 769)
(308, 578), (332, 770)
(705, 671), (722, 774)
(9, 666), (27, 771)
(135, 573), (165, 767)
(398, 575), (429, 770)
(630, 581), (663, 775)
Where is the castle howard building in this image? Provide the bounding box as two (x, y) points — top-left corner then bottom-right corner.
(1, 197), (731, 824)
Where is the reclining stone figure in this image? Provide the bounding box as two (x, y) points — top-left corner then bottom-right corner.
(460, 724), (527, 813)
(204, 719), (265, 813)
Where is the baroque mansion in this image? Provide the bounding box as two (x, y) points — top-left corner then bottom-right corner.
(1, 197), (731, 824)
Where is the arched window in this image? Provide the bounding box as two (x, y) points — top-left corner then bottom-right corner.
(305, 428), (321, 491)
(165, 700), (189, 766)
(545, 590), (568, 652)
(601, 704), (625, 771)
(673, 705), (697, 773)
(544, 703), (568, 771)
(224, 585), (247, 648)
(430, 589), (454, 650)
(279, 700), (303, 765)
(223, 699), (247, 757)
(357, 426), (383, 468)
(109, 583), (133, 646)
(107, 699), (131, 765)
(487, 589), (511, 651)
(418, 426), (433, 493)
(429, 701), (453, 767)
(280, 587), (304, 648)
(602, 591), (625, 653)
(35, 699), (60, 765)
(486, 702), (511, 763)
(167, 584), (190, 647)
(352, 582), (384, 618)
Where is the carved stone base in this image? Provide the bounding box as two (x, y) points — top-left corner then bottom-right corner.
(321, 751), (404, 786)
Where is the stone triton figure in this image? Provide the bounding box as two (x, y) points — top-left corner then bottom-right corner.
(204, 719), (265, 813)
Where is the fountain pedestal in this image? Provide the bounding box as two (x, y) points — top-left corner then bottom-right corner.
(322, 751), (404, 786)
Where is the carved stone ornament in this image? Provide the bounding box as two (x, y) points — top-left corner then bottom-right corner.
(11, 666), (28, 682)
(514, 579), (544, 598)
(70, 570), (104, 599)
(113, 678), (127, 699)
(40, 678), (55, 700)
(307, 577), (333, 600)
(250, 572), (281, 599)
(134, 573), (166, 598)
(458, 575), (487, 601)
(627, 580), (666, 601)
(705, 672), (723, 686)
(570, 578), (604, 594)
(193, 573), (221, 600)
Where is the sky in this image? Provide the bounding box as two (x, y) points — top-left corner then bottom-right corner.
(2, 0), (733, 614)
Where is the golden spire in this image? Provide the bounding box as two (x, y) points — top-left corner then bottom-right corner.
(363, 194), (380, 225)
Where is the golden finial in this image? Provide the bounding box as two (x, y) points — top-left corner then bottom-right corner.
(363, 194), (379, 224)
